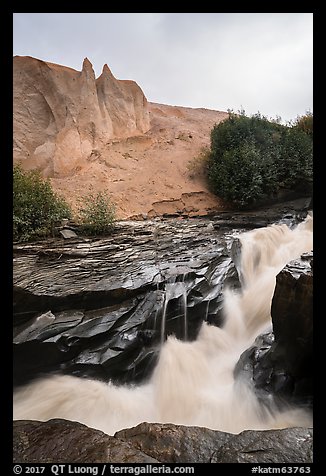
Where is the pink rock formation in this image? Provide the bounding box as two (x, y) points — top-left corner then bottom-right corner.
(13, 56), (229, 218)
(13, 56), (150, 177)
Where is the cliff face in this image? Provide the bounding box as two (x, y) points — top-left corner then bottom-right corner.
(13, 56), (229, 219)
(13, 56), (150, 177)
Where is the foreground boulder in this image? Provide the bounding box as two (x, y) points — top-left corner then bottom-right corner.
(211, 427), (313, 463)
(13, 419), (313, 463)
(115, 422), (232, 463)
(116, 422), (313, 463)
(13, 419), (158, 463)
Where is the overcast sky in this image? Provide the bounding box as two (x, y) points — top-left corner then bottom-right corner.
(13, 13), (313, 123)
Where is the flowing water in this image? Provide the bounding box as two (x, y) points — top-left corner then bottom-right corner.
(13, 214), (313, 435)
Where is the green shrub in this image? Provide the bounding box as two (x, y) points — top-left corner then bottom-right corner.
(207, 111), (313, 207)
(13, 164), (71, 242)
(208, 142), (264, 206)
(187, 147), (211, 179)
(294, 112), (313, 137)
(77, 191), (116, 235)
(276, 126), (313, 190)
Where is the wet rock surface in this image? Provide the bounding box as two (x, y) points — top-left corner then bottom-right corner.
(13, 419), (313, 463)
(211, 427), (313, 463)
(13, 419), (159, 463)
(211, 196), (311, 230)
(13, 200), (310, 388)
(235, 253), (313, 407)
(115, 422), (232, 463)
(13, 219), (239, 386)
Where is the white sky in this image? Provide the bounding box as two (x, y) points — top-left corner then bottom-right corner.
(13, 13), (313, 123)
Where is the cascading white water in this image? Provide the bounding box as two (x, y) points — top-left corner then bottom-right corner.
(13, 214), (313, 436)
(183, 289), (188, 340)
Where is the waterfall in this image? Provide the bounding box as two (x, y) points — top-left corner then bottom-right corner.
(182, 282), (188, 340)
(13, 214), (313, 436)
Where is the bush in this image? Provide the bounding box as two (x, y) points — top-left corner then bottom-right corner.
(276, 127), (313, 190)
(208, 142), (264, 206)
(13, 164), (71, 242)
(294, 112), (313, 137)
(187, 147), (211, 179)
(207, 111), (313, 207)
(77, 191), (116, 235)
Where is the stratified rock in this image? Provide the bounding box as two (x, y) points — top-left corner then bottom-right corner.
(13, 56), (150, 177)
(13, 219), (240, 386)
(260, 254), (312, 404)
(271, 257), (313, 374)
(13, 208), (307, 388)
(235, 253), (313, 407)
(115, 422), (232, 463)
(13, 419), (159, 463)
(211, 427), (313, 463)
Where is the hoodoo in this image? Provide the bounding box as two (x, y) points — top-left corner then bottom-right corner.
(13, 56), (150, 177)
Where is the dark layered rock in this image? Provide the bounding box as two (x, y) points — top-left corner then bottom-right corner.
(212, 196), (312, 230)
(13, 202), (310, 388)
(235, 253), (313, 407)
(13, 219), (240, 387)
(13, 419), (159, 463)
(13, 419), (313, 463)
